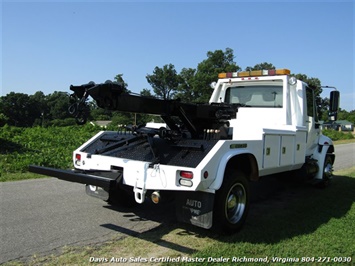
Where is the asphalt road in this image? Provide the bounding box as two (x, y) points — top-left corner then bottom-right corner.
(0, 143), (354, 263)
(332, 142), (355, 171)
(0, 179), (176, 264)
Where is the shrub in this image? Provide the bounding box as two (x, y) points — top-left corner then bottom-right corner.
(322, 129), (354, 141)
(0, 125), (101, 174)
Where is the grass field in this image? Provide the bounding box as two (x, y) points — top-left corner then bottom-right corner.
(5, 167), (355, 266)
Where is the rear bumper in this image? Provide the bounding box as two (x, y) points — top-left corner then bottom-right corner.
(28, 165), (121, 190)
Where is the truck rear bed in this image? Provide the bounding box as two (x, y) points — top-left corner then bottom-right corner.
(81, 131), (218, 168)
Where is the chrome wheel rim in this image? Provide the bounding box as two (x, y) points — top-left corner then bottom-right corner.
(225, 183), (246, 224)
(324, 162), (333, 180)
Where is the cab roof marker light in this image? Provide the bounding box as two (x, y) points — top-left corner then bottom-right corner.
(219, 72), (239, 79)
(250, 70), (263, 76)
(268, 69), (276, 75)
(238, 71), (250, 77)
(218, 73), (227, 78)
(218, 68), (291, 79)
(276, 69), (291, 75)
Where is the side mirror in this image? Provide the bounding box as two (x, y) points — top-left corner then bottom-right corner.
(329, 91), (339, 112)
(329, 90), (340, 121)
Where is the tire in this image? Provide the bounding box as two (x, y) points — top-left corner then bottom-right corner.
(214, 171), (250, 233)
(318, 154), (334, 188)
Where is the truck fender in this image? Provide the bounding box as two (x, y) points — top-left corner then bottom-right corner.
(312, 135), (335, 180)
(319, 134), (335, 162)
(208, 150), (258, 191)
(318, 134), (334, 147)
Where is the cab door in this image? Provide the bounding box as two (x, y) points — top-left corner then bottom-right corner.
(305, 86), (320, 154)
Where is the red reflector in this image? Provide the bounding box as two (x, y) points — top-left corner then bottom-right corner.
(180, 171), (193, 179)
(268, 69), (276, 75)
(75, 154), (81, 161)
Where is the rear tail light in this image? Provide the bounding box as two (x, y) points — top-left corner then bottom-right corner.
(75, 153), (81, 166)
(179, 170), (193, 187)
(180, 171), (193, 179)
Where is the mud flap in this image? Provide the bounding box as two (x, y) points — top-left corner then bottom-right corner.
(176, 191), (214, 229)
(85, 185), (109, 201)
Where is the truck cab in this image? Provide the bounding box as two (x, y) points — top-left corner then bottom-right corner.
(210, 69), (336, 179)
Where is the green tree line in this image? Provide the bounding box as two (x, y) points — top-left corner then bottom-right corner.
(1, 48), (354, 127)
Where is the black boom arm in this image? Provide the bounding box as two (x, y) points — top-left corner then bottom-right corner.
(69, 81), (238, 138)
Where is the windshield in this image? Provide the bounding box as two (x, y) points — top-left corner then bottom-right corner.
(225, 85), (283, 108)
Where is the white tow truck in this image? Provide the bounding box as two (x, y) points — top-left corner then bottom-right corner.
(29, 68), (340, 232)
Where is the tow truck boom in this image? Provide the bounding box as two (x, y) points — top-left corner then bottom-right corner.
(69, 81), (238, 139)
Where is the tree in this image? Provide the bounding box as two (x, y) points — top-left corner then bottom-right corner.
(140, 88), (153, 97)
(175, 67), (196, 102)
(30, 91), (48, 126)
(0, 113), (9, 127)
(320, 97), (330, 121)
(337, 109), (355, 124)
(245, 62), (275, 71)
(114, 74), (130, 93)
(347, 110), (355, 124)
(0, 92), (40, 126)
(46, 91), (71, 120)
(90, 108), (112, 121)
(192, 48), (240, 102)
(146, 64), (180, 100)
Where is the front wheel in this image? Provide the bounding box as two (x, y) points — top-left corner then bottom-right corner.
(318, 154), (334, 188)
(214, 171), (250, 233)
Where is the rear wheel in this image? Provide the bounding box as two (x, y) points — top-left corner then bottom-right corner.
(214, 171), (250, 233)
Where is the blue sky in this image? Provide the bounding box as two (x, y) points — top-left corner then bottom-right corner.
(1, 0), (354, 111)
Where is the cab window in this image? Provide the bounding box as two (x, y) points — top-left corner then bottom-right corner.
(306, 86), (319, 122)
(225, 85), (283, 107)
